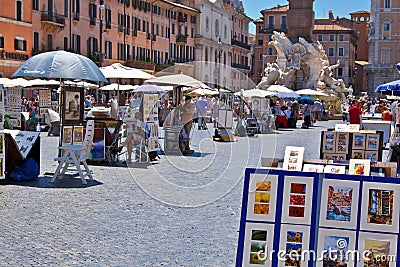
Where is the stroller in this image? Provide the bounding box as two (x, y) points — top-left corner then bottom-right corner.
(245, 118), (260, 136)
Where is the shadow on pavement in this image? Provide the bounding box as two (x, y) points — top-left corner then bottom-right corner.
(1, 175), (103, 189)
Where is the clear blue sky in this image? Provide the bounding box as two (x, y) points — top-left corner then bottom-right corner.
(243, 0), (371, 34)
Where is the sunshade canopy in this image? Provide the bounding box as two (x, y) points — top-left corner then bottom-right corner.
(145, 74), (209, 89)
(100, 63), (154, 79)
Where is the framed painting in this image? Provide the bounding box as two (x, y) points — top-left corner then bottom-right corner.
(351, 150), (364, 159)
(365, 150), (379, 162)
(323, 165), (346, 174)
(358, 232), (398, 267)
(351, 133), (365, 150)
(241, 222), (275, 267)
(281, 176), (314, 225)
(0, 156), (4, 179)
(319, 179), (360, 229)
(349, 159), (370, 176)
(62, 87), (84, 124)
(360, 182), (400, 233)
(246, 173), (279, 222)
(322, 131), (336, 153)
(366, 133), (380, 151)
(278, 224), (310, 267)
(282, 146), (305, 172)
(316, 228), (357, 267)
(73, 126), (84, 144)
(62, 126), (73, 145)
(323, 153), (346, 161)
(302, 164), (324, 173)
(336, 132), (349, 154)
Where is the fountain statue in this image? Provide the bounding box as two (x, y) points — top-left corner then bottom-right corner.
(257, 31), (348, 98)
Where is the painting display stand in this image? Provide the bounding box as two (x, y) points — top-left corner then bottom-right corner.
(236, 168), (400, 267)
(3, 130), (40, 179)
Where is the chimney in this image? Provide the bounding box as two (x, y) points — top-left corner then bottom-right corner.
(329, 10), (334, 20)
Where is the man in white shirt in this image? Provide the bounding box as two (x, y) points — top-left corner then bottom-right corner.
(196, 95), (209, 130)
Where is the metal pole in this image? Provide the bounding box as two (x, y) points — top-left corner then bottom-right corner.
(99, 1), (104, 67)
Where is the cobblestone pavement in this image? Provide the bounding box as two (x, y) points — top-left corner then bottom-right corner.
(0, 120), (336, 266)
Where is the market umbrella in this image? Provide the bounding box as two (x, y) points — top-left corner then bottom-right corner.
(145, 73), (210, 89)
(376, 80), (400, 95)
(188, 88), (218, 96)
(11, 50), (108, 82)
(299, 96), (315, 105)
(296, 89), (329, 97)
(26, 79), (60, 87)
(234, 88), (277, 98)
(133, 84), (167, 94)
(100, 63), (154, 80)
(101, 83), (138, 91)
(266, 85), (300, 99)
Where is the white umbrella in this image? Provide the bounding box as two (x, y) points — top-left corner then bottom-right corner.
(100, 63), (154, 80)
(27, 79), (60, 87)
(133, 84), (167, 93)
(266, 85), (300, 98)
(145, 73), (210, 89)
(189, 88), (218, 96)
(64, 80), (99, 89)
(235, 88), (277, 98)
(296, 89), (328, 97)
(101, 83), (137, 91)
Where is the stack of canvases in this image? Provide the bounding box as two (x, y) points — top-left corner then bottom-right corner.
(321, 130), (383, 162)
(0, 85), (4, 178)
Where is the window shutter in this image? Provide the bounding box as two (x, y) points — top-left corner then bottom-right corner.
(14, 39), (18, 50)
(95, 38), (98, 53)
(77, 35), (81, 53)
(0, 37), (4, 48)
(23, 40), (27, 51)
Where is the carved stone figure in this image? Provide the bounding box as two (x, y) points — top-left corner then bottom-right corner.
(257, 63), (281, 89)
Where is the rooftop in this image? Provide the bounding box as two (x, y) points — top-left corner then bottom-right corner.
(261, 4), (289, 13)
(313, 24), (353, 31)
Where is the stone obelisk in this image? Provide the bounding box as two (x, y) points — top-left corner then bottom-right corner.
(287, 0), (315, 42)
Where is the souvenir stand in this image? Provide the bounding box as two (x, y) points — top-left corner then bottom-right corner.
(237, 142), (400, 267)
(217, 92), (235, 142)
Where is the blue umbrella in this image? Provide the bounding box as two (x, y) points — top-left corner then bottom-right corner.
(376, 80), (400, 95)
(11, 50), (108, 82)
(299, 96), (314, 105)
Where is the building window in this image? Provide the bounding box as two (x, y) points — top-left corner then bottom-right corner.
(14, 37), (27, 51)
(33, 0), (39, 11)
(47, 34), (53, 50)
(105, 9), (112, 29)
(64, 37), (68, 50)
(339, 34), (344, 41)
(268, 16), (274, 29)
(0, 36), (4, 49)
(73, 0), (80, 20)
(268, 47), (273, 55)
(384, 0), (391, 8)
(258, 39), (263, 46)
(318, 35), (323, 41)
(280, 16), (286, 30)
(338, 47), (344, 56)
(72, 34), (81, 53)
(87, 37), (98, 55)
(338, 67), (343, 77)
(64, 0), (68, 17)
(33, 32), (39, 52)
(89, 3), (97, 26)
(117, 43), (123, 60)
(105, 40), (112, 59)
(381, 50), (390, 64)
(205, 47), (208, 62)
(16, 1), (23, 21)
(328, 47), (334, 56)
(383, 23), (391, 40)
(329, 34), (334, 41)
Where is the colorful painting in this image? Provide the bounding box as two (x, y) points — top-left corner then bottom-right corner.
(349, 159), (370, 176)
(351, 133), (365, 150)
(322, 132), (336, 153)
(283, 146), (305, 172)
(302, 164), (324, 173)
(326, 186), (353, 222)
(62, 126), (73, 145)
(366, 134), (379, 150)
(367, 189), (393, 226)
(88, 128), (105, 160)
(73, 126), (84, 144)
(243, 222), (275, 267)
(322, 236), (350, 266)
(366, 151), (378, 162)
(363, 239), (391, 267)
(323, 154), (346, 161)
(278, 225), (310, 267)
(351, 150), (364, 159)
(254, 181), (271, 215)
(336, 133), (349, 154)
(323, 165), (346, 174)
(288, 183), (306, 218)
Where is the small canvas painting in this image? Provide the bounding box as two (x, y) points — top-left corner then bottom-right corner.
(349, 159), (370, 176)
(326, 186), (353, 222)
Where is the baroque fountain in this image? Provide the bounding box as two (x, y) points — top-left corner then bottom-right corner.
(257, 31), (349, 99)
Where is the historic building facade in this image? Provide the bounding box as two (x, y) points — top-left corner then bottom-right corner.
(0, 0), (33, 77)
(366, 0), (400, 96)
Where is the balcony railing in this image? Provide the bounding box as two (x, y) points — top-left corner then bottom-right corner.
(176, 34), (187, 44)
(231, 63), (250, 71)
(231, 39), (250, 50)
(41, 11), (66, 26)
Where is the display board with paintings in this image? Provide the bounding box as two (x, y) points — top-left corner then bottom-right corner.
(236, 168), (400, 267)
(6, 130), (40, 159)
(62, 87), (84, 124)
(142, 94), (159, 152)
(320, 130), (384, 162)
(4, 87), (22, 128)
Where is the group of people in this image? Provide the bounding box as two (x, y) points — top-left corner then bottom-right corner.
(347, 98), (400, 125)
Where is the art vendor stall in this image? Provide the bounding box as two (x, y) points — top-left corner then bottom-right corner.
(236, 167), (400, 267)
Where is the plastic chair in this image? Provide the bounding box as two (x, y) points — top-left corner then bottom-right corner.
(51, 120), (95, 184)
